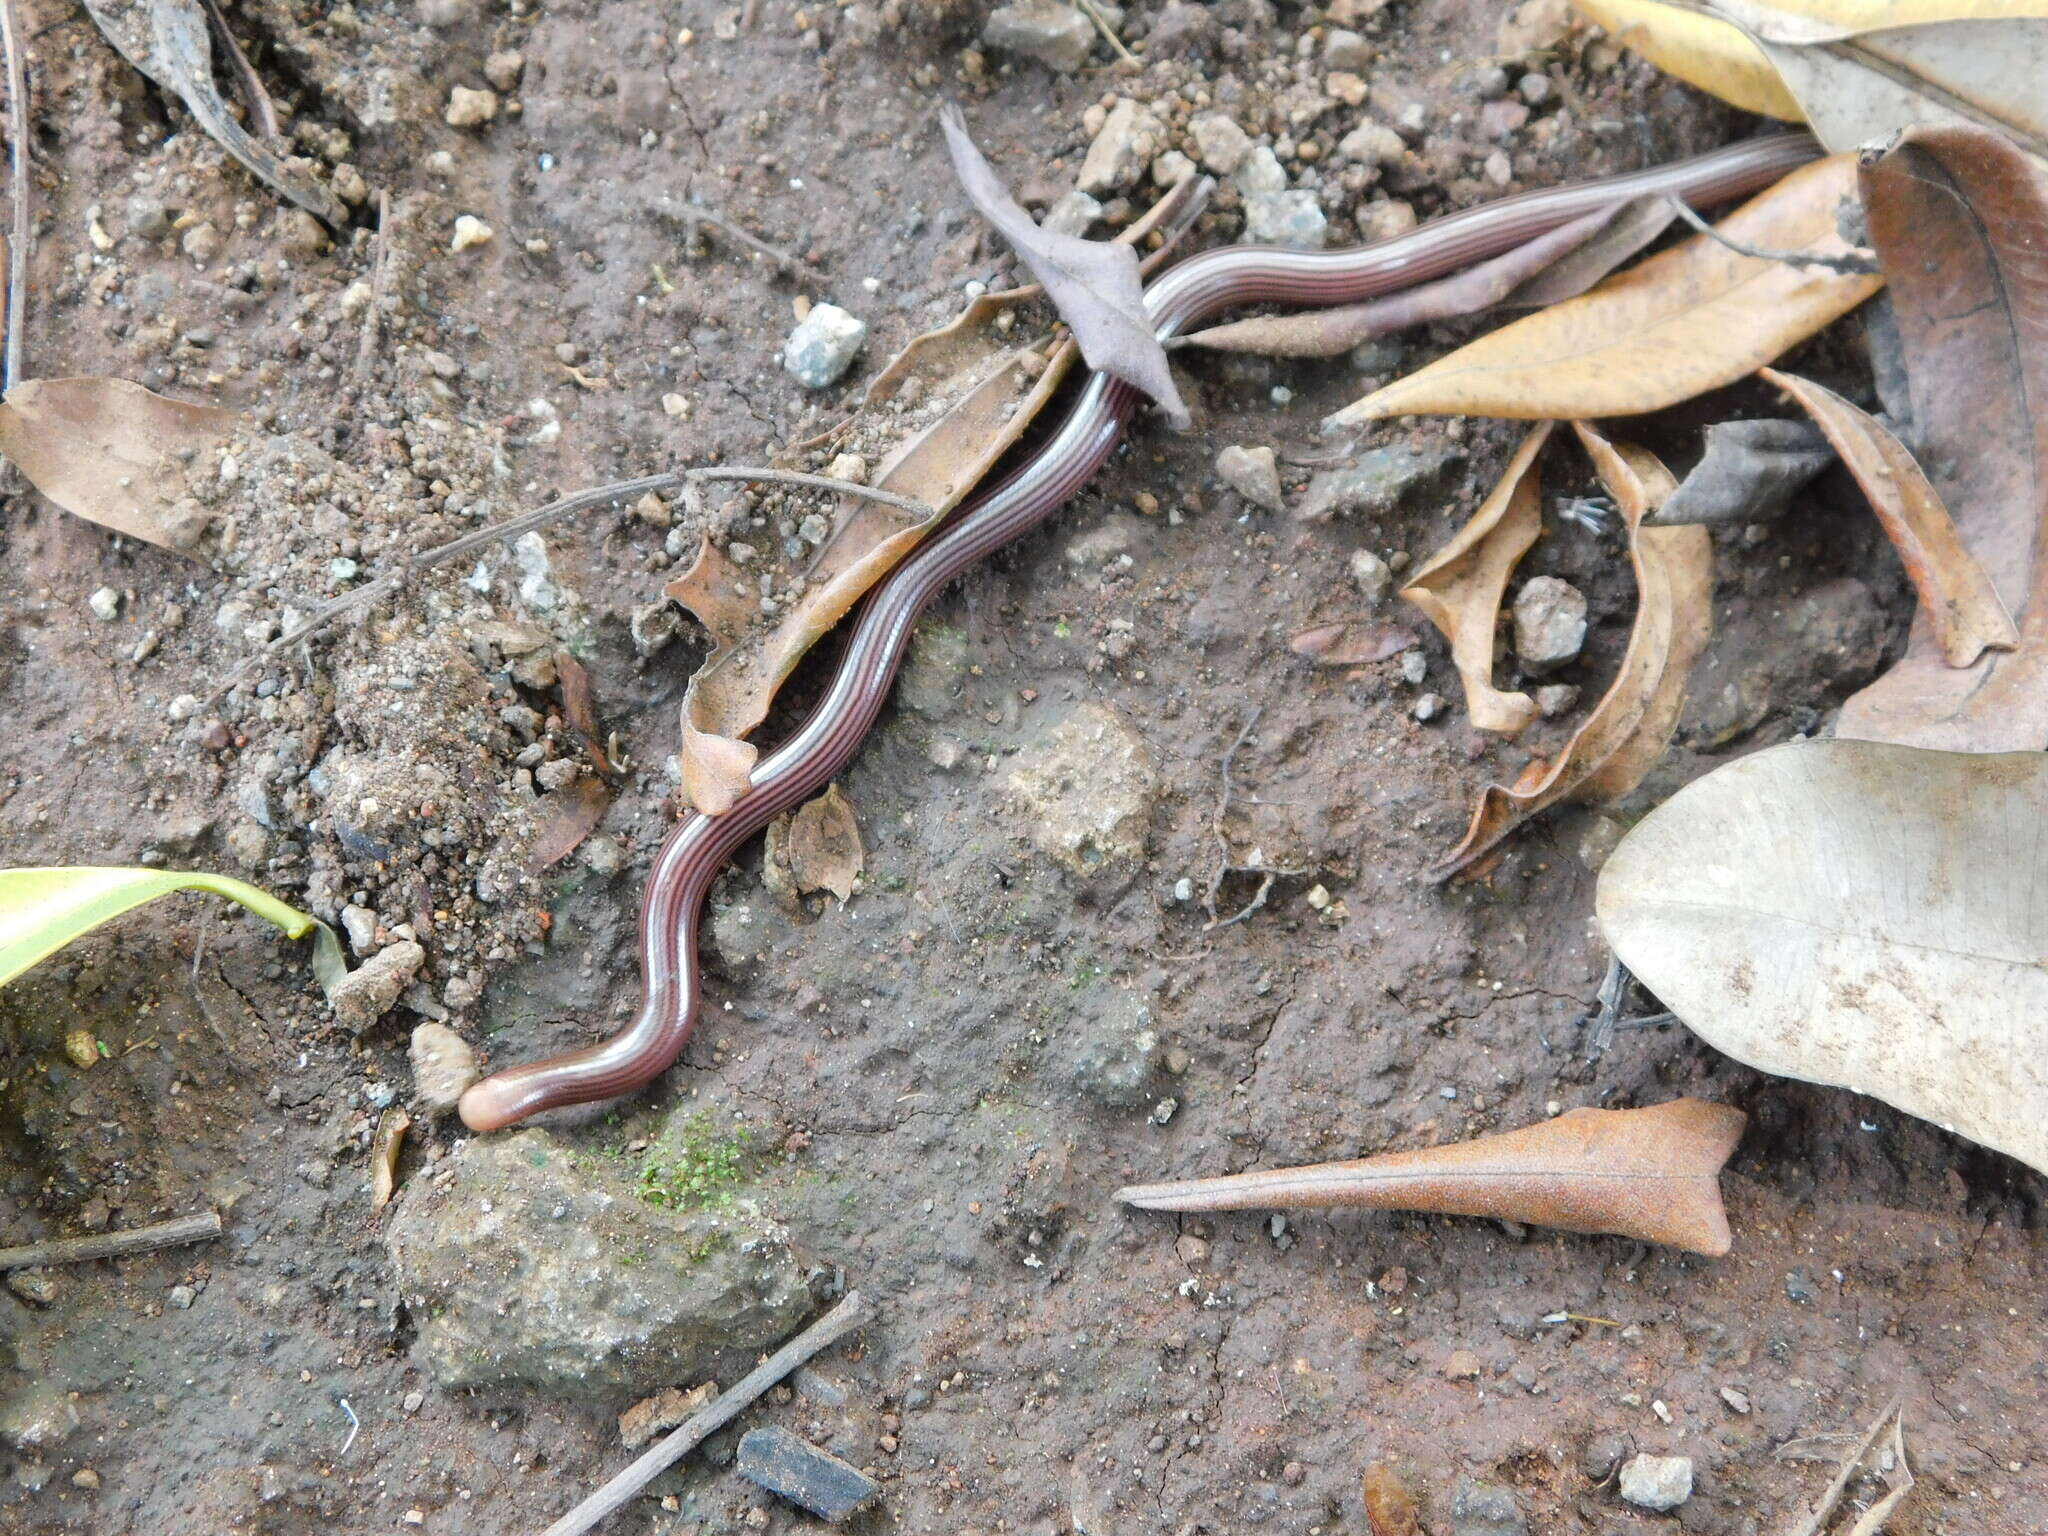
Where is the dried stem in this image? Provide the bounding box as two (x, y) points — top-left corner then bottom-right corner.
(538, 1291), (868, 1536)
(196, 0), (279, 138)
(0, 1210), (222, 1271)
(1071, 0), (1136, 63)
(346, 190), (393, 398)
(1664, 194), (1879, 278)
(677, 206), (818, 287)
(0, 0), (29, 393)
(211, 467), (928, 701)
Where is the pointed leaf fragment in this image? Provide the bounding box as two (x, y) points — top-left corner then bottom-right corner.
(1763, 367), (2016, 667)
(939, 103), (1188, 429)
(1118, 1099), (1747, 1256)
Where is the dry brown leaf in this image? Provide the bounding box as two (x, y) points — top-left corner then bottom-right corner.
(522, 775), (611, 875)
(0, 378), (236, 555)
(1438, 423), (1712, 876)
(668, 189), (1205, 814)
(370, 1106), (410, 1211)
(1706, 0), (2048, 171)
(783, 783), (863, 903)
(1838, 127), (2048, 749)
(1499, 195), (1682, 308)
(1288, 619), (1417, 666)
(1176, 204), (1637, 358)
(553, 651), (614, 778)
(1118, 1099), (1747, 1256)
(1328, 155), (1882, 426)
(1361, 1463), (1421, 1536)
(1763, 368), (2016, 667)
(940, 104), (1189, 428)
(1398, 422), (1551, 735)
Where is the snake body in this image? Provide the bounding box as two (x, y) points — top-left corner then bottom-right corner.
(457, 131), (1822, 1131)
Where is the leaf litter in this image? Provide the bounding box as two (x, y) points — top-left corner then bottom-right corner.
(1327, 154), (1882, 426)
(1118, 1099), (1747, 1256)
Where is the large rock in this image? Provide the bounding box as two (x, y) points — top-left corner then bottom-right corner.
(385, 1131), (811, 1397)
(1006, 703), (1156, 876)
(1294, 444), (1458, 522)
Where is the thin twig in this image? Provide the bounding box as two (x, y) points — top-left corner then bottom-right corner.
(347, 190), (393, 398)
(538, 1291), (869, 1536)
(1071, 0), (1136, 62)
(0, 0), (29, 393)
(1663, 195), (1880, 278)
(1200, 707), (1306, 930)
(211, 466), (927, 702)
(0, 1210), (222, 1272)
(677, 206), (819, 287)
(196, 0), (279, 138)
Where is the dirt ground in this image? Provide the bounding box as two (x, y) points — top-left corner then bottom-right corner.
(0, 0), (2043, 1531)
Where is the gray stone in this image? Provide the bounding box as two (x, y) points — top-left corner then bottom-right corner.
(1243, 190), (1326, 249)
(339, 903), (379, 955)
(1145, 1), (1218, 56)
(1619, 1453), (1693, 1511)
(737, 1426), (880, 1522)
(1071, 998), (1158, 1107)
(1338, 121), (1406, 167)
(1413, 691), (1445, 723)
(5, 1270), (55, 1306)
(0, 1381), (78, 1451)
(126, 194), (170, 238)
(1295, 444), (1457, 522)
(330, 940), (426, 1031)
(1452, 1476), (1528, 1536)
(784, 303), (866, 388)
(1006, 703), (1156, 876)
(1063, 516), (1140, 567)
(1519, 71), (1555, 106)
(1041, 190), (1103, 238)
(1188, 113), (1252, 175)
(1399, 650), (1428, 687)
(385, 1130), (810, 1397)
(1215, 444), (1285, 513)
(1322, 26), (1373, 68)
(409, 1022), (479, 1111)
(1576, 814), (1625, 873)
(1078, 99), (1164, 195)
(87, 586), (121, 622)
(1513, 575), (1588, 673)
(982, 0), (1096, 71)
(630, 598), (680, 658)
(898, 622), (969, 717)
(1232, 145), (1288, 195)
(1152, 149), (1197, 187)
(1535, 682), (1580, 717)
(444, 85), (499, 128)
(1349, 549), (1392, 605)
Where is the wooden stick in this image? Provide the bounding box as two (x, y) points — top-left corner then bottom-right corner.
(538, 1292), (868, 1536)
(0, 1210), (222, 1272)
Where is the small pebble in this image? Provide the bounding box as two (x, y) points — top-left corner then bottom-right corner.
(70, 1469), (100, 1491)
(450, 215), (495, 252)
(1513, 575), (1588, 673)
(1618, 1454), (1693, 1512)
(410, 1021), (480, 1110)
(783, 303), (867, 388)
(168, 1284), (197, 1310)
(1720, 1386), (1752, 1414)
(1534, 682), (1579, 718)
(88, 586), (122, 622)
(1214, 444), (1285, 513)
(1349, 549), (1391, 605)
(445, 86), (500, 128)
(484, 50), (526, 91)
(735, 1426), (879, 1522)
(1412, 691), (1444, 722)
(1398, 651), (1427, 687)
(1518, 72), (1555, 106)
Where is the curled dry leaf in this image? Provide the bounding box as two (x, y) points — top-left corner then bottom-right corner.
(1176, 203), (1658, 358)
(1437, 423), (1712, 879)
(1762, 367), (2016, 667)
(1288, 619), (1417, 666)
(81, 0), (345, 226)
(1838, 126), (2048, 750)
(939, 104), (1189, 429)
(1117, 1099), (1747, 1256)
(553, 650), (614, 777)
(780, 782), (864, 903)
(1328, 155), (1882, 427)
(0, 378), (236, 555)
(1648, 416), (1833, 526)
(1597, 738), (2048, 1179)
(1398, 421), (1551, 736)
(371, 1107), (410, 1211)
(1706, 0), (2048, 171)
(669, 183), (1206, 815)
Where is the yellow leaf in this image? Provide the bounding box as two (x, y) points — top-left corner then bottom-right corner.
(1571, 0), (1803, 118)
(0, 867), (345, 995)
(1328, 155), (1881, 427)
